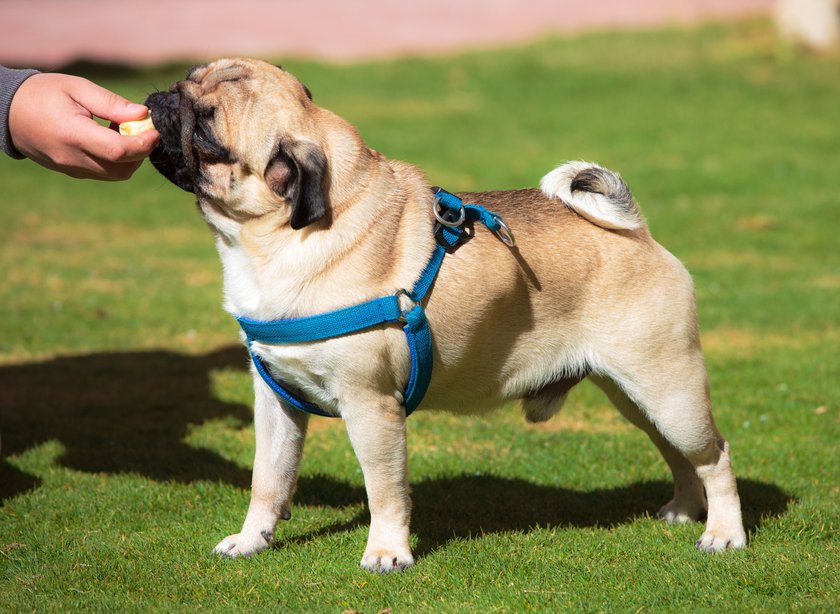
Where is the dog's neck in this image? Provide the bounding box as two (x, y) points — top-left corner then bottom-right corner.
(213, 146), (435, 322)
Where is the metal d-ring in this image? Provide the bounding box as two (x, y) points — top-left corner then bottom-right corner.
(493, 216), (516, 247)
(433, 194), (466, 228)
(394, 288), (416, 323)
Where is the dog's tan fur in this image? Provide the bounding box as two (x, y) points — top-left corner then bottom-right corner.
(147, 58), (746, 571)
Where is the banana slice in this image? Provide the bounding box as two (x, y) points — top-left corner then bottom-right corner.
(119, 113), (155, 136)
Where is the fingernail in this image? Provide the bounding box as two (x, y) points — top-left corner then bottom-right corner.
(127, 102), (147, 113)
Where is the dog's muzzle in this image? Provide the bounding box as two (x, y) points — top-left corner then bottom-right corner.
(145, 87), (197, 194)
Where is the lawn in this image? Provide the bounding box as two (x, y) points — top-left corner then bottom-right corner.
(1, 19), (838, 612)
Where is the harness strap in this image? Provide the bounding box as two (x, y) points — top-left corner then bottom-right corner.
(401, 304), (433, 413)
(238, 295), (402, 343)
(236, 186), (512, 418)
(248, 339), (336, 417)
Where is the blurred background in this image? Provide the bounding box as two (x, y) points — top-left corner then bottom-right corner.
(1, 0), (820, 68)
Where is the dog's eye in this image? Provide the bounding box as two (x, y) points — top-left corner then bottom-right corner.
(195, 106), (215, 121)
(193, 122), (233, 164)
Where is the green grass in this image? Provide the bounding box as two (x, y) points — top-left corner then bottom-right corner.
(1, 19), (838, 611)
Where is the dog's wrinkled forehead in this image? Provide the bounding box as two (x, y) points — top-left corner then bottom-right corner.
(185, 60), (250, 94)
(178, 59), (312, 105)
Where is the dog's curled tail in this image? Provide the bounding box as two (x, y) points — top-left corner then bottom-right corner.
(540, 161), (645, 231)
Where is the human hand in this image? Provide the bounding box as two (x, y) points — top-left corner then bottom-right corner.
(8, 73), (159, 180)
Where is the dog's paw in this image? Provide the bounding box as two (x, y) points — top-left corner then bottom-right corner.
(212, 530), (273, 559)
(657, 498), (706, 524)
(360, 548), (415, 573)
(695, 528), (747, 553)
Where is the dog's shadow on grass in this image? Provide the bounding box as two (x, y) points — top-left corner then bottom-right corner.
(290, 474), (793, 557)
(1, 346), (792, 555)
(0, 345), (253, 502)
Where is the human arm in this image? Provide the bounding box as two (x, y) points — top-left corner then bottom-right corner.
(0, 66), (39, 159)
(2, 68), (159, 180)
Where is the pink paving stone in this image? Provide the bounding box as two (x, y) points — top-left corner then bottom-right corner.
(0, 0), (775, 68)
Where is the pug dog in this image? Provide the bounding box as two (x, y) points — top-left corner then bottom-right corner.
(145, 58), (746, 572)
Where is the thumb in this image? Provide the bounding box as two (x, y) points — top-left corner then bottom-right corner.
(69, 77), (149, 124)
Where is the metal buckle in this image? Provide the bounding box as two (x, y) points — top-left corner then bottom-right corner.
(493, 216), (516, 247)
(394, 288), (416, 323)
(433, 193), (466, 228)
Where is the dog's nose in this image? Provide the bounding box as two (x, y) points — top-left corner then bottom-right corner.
(145, 91), (179, 118)
(144, 91), (182, 142)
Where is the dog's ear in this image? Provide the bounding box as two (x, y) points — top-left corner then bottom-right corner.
(264, 139), (328, 229)
(273, 65), (312, 100)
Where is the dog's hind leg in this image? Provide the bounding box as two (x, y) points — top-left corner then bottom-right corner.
(591, 348), (746, 551)
(591, 375), (708, 523)
(213, 375), (309, 558)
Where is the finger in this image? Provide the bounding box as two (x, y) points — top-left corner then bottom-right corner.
(114, 125), (161, 159)
(68, 76), (149, 124)
(108, 120), (160, 148)
(64, 153), (144, 181)
(95, 159), (144, 181)
(46, 158), (141, 181)
(75, 117), (159, 163)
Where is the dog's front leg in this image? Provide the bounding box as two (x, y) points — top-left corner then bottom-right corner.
(213, 375), (308, 558)
(344, 397), (413, 572)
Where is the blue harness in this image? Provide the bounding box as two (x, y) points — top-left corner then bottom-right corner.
(235, 187), (515, 418)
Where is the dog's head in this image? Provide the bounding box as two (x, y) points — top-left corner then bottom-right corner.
(146, 59), (328, 230)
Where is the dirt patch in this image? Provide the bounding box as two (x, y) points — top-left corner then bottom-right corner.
(701, 326), (840, 357)
(307, 416), (344, 434)
(523, 405), (632, 434)
(813, 274), (840, 289)
(736, 215), (778, 231)
(687, 249), (796, 271)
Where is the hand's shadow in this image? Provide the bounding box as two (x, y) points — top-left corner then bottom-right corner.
(0, 346), (252, 502)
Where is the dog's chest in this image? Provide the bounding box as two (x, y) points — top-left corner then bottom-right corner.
(251, 339), (342, 412)
(217, 240), (262, 316)
(215, 238), (309, 319)
(215, 240), (344, 412)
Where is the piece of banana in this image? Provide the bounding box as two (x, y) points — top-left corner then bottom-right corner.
(119, 113), (155, 136)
